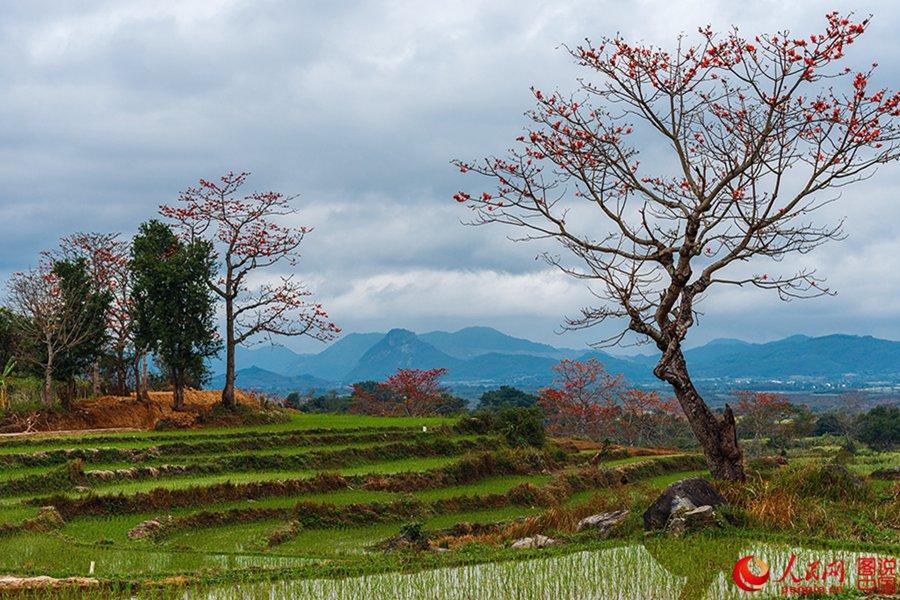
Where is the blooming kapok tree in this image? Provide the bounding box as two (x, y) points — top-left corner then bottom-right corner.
(56, 233), (134, 396)
(161, 172), (340, 408)
(733, 390), (795, 451)
(7, 260), (108, 407)
(350, 368), (456, 416)
(538, 359), (623, 440)
(454, 13), (900, 480)
(619, 388), (667, 446)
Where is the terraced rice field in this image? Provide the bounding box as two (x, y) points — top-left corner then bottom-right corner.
(1, 413), (891, 599)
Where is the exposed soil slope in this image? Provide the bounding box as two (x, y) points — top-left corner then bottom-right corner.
(0, 390), (257, 434)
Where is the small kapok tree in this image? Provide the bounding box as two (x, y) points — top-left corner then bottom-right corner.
(538, 358), (622, 440)
(454, 13), (900, 480)
(351, 368), (460, 416)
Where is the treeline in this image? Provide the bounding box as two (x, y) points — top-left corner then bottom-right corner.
(290, 361), (899, 452)
(732, 389), (899, 452)
(0, 172), (338, 413)
(1, 223), (219, 410)
(288, 360), (698, 449)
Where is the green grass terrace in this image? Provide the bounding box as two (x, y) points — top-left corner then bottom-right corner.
(0, 412), (895, 599)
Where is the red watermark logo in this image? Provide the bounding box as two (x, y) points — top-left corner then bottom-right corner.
(733, 555), (770, 592)
(731, 553), (897, 596)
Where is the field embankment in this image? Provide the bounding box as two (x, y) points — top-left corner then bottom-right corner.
(0, 390), (263, 435)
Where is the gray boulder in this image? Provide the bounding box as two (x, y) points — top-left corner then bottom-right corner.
(643, 477), (725, 531)
(575, 509), (630, 537)
(666, 505), (718, 535)
(511, 534), (557, 549)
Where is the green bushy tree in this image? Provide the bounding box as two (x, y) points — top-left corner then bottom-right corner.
(854, 405), (899, 450)
(131, 220), (220, 410)
(476, 386), (538, 411)
(52, 258), (111, 408)
(494, 406), (546, 447)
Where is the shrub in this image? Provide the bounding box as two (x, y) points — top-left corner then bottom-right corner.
(454, 411), (495, 435)
(813, 412), (847, 436)
(399, 521), (425, 543)
(298, 391), (353, 413)
(494, 406), (545, 448)
(774, 463), (872, 503)
(456, 407), (545, 448)
(854, 405), (899, 450)
(476, 386), (538, 411)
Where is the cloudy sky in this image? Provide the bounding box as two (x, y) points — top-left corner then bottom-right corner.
(1, 0), (899, 353)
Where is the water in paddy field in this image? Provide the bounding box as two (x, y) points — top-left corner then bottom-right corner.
(193, 542), (897, 600)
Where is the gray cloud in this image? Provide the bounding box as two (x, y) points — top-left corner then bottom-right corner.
(1, 0), (899, 352)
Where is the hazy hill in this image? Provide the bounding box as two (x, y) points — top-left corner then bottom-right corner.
(420, 326), (574, 359)
(209, 366), (333, 394)
(212, 327), (900, 396)
(344, 329), (463, 382)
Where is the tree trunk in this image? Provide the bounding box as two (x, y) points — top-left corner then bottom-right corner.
(221, 297), (236, 409)
(135, 351), (149, 402)
(91, 361), (101, 397)
(116, 349), (127, 395)
(656, 348), (745, 481)
(42, 347), (54, 409)
(173, 378), (185, 411)
(60, 380), (75, 411)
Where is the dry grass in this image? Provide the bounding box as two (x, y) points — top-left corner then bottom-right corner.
(429, 482), (655, 549)
(0, 389), (258, 433)
(552, 438), (677, 457)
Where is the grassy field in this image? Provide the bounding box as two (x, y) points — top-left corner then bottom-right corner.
(0, 412), (896, 599)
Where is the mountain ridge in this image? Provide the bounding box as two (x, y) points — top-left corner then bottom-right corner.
(210, 327), (900, 397)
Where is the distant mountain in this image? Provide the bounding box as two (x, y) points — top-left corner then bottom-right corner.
(207, 327), (900, 398)
(207, 345), (308, 378)
(683, 334), (900, 380)
(420, 326), (574, 359)
(293, 332), (386, 381)
(451, 352), (558, 387)
(344, 329), (462, 382)
(209, 366), (336, 394)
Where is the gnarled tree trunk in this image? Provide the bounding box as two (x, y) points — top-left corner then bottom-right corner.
(656, 348), (745, 481)
(42, 342), (55, 409)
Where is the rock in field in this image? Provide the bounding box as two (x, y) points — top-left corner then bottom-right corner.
(871, 466), (900, 480)
(575, 509), (630, 537)
(642, 477), (725, 531)
(665, 505), (717, 535)
(127, 516), (174, 540)
(511, 534), (557, 549)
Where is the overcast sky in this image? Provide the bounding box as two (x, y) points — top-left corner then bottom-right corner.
(1, 0), (899, 353)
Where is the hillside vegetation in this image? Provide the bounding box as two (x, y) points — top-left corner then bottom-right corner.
(0, 411), (895, 598)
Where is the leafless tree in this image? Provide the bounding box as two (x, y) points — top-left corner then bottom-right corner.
(7, 263), (100, 407)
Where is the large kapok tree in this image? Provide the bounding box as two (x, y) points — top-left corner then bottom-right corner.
(453, 13), (900, 480)
(161, 172), (340, 408)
